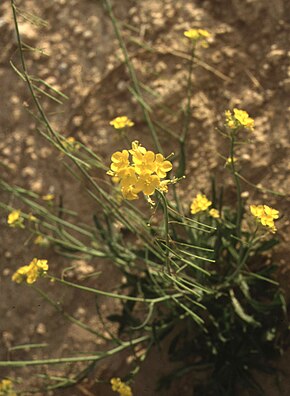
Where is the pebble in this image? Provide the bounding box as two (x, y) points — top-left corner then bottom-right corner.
(2, 331), (14, 348)
(36, 323), (47, 335)
(4, 251), (12, 259)
(72, 115), (83, 127)
(267, 48), (286, 65)
(117, 80), (128, 92)
(83, 30), (93, 39)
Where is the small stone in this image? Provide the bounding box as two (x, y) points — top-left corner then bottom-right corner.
(83, 30), (93, 39)
(241, 191), (249, 198)
(117, 80), (128, 91)
(241, 153), (251, 161)
(36, 323), (46, 335)
(75, 307), (86, 319)
(59, 62), (68, 72)
(10, 95), (20, 105)
(267, 48), (286, 65)
(73, 25), (83, 35)
(2, 331), (14, 348)
(4, 251), (12, 259)
(3, 268), (11, 276)
(72, 115), (83, 127)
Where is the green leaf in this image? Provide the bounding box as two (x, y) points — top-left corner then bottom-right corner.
(229, 289), (260, 327)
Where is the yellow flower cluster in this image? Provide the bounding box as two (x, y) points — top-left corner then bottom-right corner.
(209, 208), (220, 219)
(191, 194), (220, 218)
(184, 29), (211, 46)
(7, 210), (24, 228)
(108, 141), (173, 200)
(191, 194), (212, 214)
(250, 205), (279, 233)
(0, 379), (16, 396)
(12, 258), (48, 284)
(110, 116), (134, 130)
(225, 108), (254, 131)
(110, 378), (133, 396)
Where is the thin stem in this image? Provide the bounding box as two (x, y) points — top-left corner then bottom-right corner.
(103, 0), (163, 153)
(227, 227), (258, 281)
(49, 276), (182, 303)
(229, 134), (242, 234)
(0, 335), (149, 367)
(33, 286), (110, 341)
(158, 191), (171, 274)
(182, 43), (195, 142)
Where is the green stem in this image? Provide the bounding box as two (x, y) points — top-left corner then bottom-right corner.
(103, 0), (162, 153)
(229, 134), (242, 234)
(50, 276), (182, 303)
(158, 191), (171, 273)
(182, 43), (195, 142)
(0, 335), (149, 367)
(33, 286), (110, 341)
(228, 227), (258, 281)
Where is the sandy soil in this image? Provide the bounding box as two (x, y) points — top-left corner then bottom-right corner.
(0, 0), (290, 394)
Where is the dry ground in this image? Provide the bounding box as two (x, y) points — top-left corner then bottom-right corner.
(0, 0), (290, 394)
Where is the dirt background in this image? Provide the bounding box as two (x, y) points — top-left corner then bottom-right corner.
(0, 0), (290, 395)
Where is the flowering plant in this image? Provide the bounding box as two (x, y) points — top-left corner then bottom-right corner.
(0, 2), (287, 396)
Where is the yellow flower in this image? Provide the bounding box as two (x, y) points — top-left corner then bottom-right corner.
(250, 205), (264, 218)
(8, 210), (20, 224)
(110, 150), (130, 174)
(209, 208), (220, 218)
(111, 378), (133, 396)
(154, 154), (173, 178)
(12, 258), (49, 284)
(0, 379), (16, 396)
(264, 205), (279, 219)
(129, 141), (146, 156)
(250, 204), (279, 233)
(110, 116), (134, 130)
(135, 174), (160, 196)
(133, 150), (156, 175)
(118, 167), (138, 188)
(184, 29), (211, 46)
(7, 210), (24, 228)
(225, 108), (254, 131)
(234, 109), (255, 130)
(42, 194), (55, 201)
(121, 185), (139, 201)
(108, 142), (173, 200)
(190, 194), (212, 215)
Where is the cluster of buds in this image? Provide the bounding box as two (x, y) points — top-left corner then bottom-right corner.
(110, 378), (132, 396)
(190, 193), (220, 218)
(110, 116), (134, 130)
(107, 141), (174, 200)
